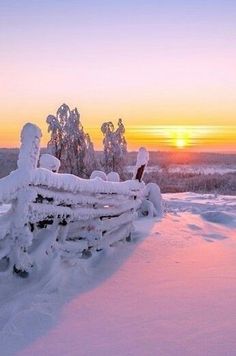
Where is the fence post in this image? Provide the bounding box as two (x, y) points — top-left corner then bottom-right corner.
(133, 147), (149, 182)
(12, 123), (42, 276)
(17, 123), (42, 170)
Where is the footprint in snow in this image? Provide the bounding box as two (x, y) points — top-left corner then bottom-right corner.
(187, 224), (202, 231)
(201, 211), (236, 228)
(203, 233), (228, 241)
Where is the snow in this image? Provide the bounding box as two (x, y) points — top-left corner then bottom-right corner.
(132, 147), (149, 181)
(17, 123), (42, 170)
(32, 169), (142, 195)
(0, 166), (142, 204)
(135, 147), (149, 167)
(127, 164), (236, 175)
(145, 182), (163, 217)
(107, 171), (120, 182)
(1, 193), (236, 355)
(90, 170), (107, 181)
(168, 164), (236, 175)
(39, 154), (60, 173)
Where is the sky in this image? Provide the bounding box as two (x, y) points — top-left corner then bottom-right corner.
(0, 0), (236, 151)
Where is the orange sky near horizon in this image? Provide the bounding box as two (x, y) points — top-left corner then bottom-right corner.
(0, 119), (235, 153)
(85, 125), (236, 152)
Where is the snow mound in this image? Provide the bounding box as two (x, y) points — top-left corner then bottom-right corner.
(139, 183), (163, 218)
(90, 170), (107, 181)
(145, 183), (163, 217)
(107, 172), (120, 182)
(39, 154), (60, 172)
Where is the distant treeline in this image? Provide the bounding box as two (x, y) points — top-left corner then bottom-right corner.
(141, 171), (236, 196)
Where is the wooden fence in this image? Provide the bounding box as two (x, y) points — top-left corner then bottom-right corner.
(0, 123), (146, 277)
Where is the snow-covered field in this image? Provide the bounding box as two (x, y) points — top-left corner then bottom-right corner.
(127, 164), (236, 175)
(1, 193), (236, 356)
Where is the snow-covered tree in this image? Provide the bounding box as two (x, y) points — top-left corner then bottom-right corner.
(46, 104), (97, 177)
(83, 133), (98, 176)
(101, 118), (127, 178)
(46, 114), (62, 160)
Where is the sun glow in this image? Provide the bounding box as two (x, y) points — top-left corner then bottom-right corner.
(176, 138), (187, 149)
(125, 125), (236, 151)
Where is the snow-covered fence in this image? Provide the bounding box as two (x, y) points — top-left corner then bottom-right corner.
(0, 123), (145, 277)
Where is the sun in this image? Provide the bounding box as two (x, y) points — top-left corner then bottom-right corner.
(175, 137), (186, 149)
(151, 126), (193, 150)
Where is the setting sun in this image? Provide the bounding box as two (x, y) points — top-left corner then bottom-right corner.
(124, 125), (236, 152)
(176, 138), (186, 149)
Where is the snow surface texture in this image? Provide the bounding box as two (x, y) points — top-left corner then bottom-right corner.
(0, 123), (147, 274)
(0, 193), (236, 355)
